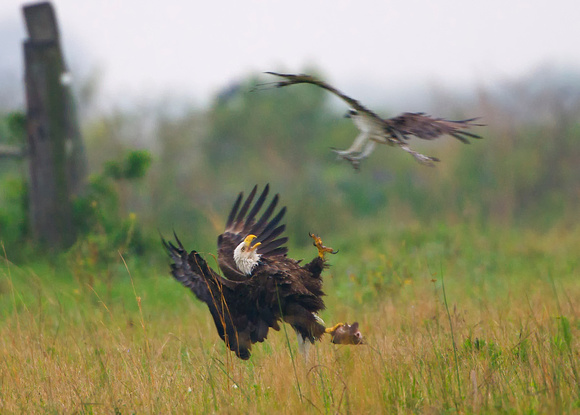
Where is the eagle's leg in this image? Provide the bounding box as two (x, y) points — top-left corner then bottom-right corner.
(309, 233), (338, 258)
(295, 329), (312, 358)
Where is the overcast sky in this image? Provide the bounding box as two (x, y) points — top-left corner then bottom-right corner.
(1, 0), (579, 109)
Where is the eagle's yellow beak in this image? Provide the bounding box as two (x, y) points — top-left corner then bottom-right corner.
(244, 234), (261, 252)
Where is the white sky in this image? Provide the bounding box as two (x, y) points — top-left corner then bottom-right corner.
(1, 0), (579, 109)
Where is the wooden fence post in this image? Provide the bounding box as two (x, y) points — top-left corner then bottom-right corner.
(23, 1), (86, 249)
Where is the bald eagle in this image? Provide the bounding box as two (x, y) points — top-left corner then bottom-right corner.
(258, 72), (483, 170)
(162, 184), (338, 360)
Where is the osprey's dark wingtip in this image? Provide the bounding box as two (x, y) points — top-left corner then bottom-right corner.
(250, 74), (287, 91)
(249, 82), (276, 92)
(264, 71), (293, 77)
(459, 116), (486, 127)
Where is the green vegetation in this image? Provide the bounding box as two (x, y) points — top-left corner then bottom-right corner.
(1, 71), (579, 413)
(0, 112), (28, 250)
(1, 223), (579, 413)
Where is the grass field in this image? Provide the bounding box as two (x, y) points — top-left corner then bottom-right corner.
(1, 221), (579, 414)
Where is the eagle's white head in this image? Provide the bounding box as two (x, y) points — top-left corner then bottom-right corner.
(233, 234), (262, 275)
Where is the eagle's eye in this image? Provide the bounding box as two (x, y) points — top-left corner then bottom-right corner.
(241, 247), (246, 252)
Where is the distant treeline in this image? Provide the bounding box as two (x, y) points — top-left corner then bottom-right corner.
(1, 70), (580, 255)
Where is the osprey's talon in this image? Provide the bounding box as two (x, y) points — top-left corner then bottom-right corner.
(309, 233), (338, 258)
(345, 157), (362, 171)
(331, 147), (351, 157)
(335, 153), (361, 171)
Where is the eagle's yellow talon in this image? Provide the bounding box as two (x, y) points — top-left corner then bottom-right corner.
(325, 322), (345, 334)
(310, 233), (337, 258)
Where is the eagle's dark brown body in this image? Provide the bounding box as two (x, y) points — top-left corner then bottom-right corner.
(163, 185), (330, 360)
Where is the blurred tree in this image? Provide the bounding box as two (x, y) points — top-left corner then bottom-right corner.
(206, 75), (327, 179)
(13, 64), (575, 259)
(70, 149), (154, 268)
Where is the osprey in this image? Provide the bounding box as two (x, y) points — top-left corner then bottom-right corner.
(258, 72), (483, 169)
(162, 184), (339, 360)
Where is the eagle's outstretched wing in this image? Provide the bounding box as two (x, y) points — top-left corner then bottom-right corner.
(162, 233), (255, 359)
(217, 184), (288, 280)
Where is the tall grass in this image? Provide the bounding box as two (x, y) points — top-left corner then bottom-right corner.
(1, 222), (579, 413)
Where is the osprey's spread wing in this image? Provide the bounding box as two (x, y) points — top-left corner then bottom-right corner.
(263, 71), (382, 120)
(217, 184), (288, 281)
(259, 72), (483, 169)
(386, 112), (482, 144)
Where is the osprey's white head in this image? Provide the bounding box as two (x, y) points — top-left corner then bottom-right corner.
(233, 234), (262, 275)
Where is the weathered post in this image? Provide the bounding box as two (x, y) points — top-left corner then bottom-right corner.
(23, 1), (86, 248)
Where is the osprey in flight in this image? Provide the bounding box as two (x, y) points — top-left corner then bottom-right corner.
(258, 72), (483, 169)
(162, 184), (352, 360)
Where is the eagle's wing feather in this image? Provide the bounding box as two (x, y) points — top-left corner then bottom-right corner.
(218, 184), (288, 280)
(257, 224), (285, 245)
(263, 247), (288, 258)
(250, 193), (280, 235)
(243, 184), (270, 232)
(225, 192), (243, 230)
(258, 257), (327, 343)
(233, 185), (257, 231)
(255, 208), (285, 243)
(258, 237), (288, 254)
(162, 233), (256, 359)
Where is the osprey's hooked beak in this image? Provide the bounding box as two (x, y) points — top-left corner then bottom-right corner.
(244, 234), (261, 252)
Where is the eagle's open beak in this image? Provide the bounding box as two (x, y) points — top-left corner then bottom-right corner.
(244, 234), (261, 252)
